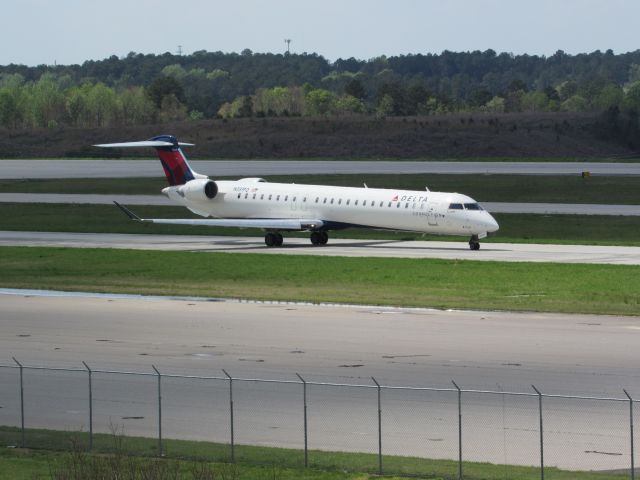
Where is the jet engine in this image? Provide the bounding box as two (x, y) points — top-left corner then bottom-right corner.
(177, 179), (218, 201)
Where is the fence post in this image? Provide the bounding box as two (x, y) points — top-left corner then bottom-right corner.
(152, 365), (163, 456)
(532, 385), (544, 480)
(296, 373), (308, 468)
(12, 357), (24, 448)
(452, 380), (462, 480)
(372, 377), (382, 475)
(223, 369), (235, 463)
(625, 389), (635, 480)
(82, 361), (93, 451)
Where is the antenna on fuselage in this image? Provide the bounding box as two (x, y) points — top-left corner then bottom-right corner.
(363, 183), (368, 188)
(425, 186), (430, 191)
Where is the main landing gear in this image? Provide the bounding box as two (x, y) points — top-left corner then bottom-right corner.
(264, 231), (329, 247)
(469, 234), (481, 251)
(264, 232), (283, 247)
(310, 231), (329, 246)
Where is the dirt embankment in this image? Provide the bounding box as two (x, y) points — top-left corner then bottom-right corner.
(0, 112), (634, 159)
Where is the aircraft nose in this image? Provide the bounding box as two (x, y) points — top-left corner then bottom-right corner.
(486, 213), (499, 232)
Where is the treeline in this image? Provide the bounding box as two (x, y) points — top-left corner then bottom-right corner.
(3, 49), (640, 128)
(218, 78), (640, 118)
(0, 73), (200, 129)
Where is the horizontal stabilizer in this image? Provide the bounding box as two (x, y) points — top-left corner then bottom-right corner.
(94, 141), (194, 148)
(113, 201), (141, 220)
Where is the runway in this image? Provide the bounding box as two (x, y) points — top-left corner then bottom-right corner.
(1, 230), (639, 264)
(2, 159), (640, 178)
(0, 293), (638, 470)
(2, 192), (640, 216)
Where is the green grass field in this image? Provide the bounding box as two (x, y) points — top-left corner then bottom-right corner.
(0, 427), (627, 480)
(1, 202), (639, 246)
(2, 173), (640, 204)
(0, 246), (638, 315)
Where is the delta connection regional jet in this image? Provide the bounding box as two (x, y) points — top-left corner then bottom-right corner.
(97, 135), (499, 250)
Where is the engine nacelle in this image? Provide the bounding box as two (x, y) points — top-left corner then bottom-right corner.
(177, 179), (218, 201)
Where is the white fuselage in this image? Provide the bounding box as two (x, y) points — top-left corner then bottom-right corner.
(163, 178), (499, 237)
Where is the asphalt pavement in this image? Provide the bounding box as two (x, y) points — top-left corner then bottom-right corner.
(2, 159), (640, 178)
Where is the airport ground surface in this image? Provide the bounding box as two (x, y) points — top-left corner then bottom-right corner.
(2, 159), (640, 179)
(0, 293), (638, 470)
(2, 231), (640, 264)
(2, 159), (639, 472)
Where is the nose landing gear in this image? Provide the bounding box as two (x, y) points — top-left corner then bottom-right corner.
(469, 234), (481, 250)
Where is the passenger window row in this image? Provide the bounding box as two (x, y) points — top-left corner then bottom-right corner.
(235, 192), (429, 210)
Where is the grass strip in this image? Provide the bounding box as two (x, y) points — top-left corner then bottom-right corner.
(2, 174), (640, 204)
(1, 202), (639, 246)
(0, 246), (638, 315)
(0, 426), (626, 480)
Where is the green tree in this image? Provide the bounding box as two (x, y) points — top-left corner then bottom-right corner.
(305, 89), (336, 115)
(28, 74), (65, 128)
(623, 81), (640, 111)
(147, 76), (184, 108)
(0, 73), (25, 89)
(238, 96), (253, 117)
(344, 78), (366, 99)
(206, 69), (229, 80)
(376, 94), (394, 116)
(65, 86), (88, 126)
(86, 83), (119, 127)
(483, 96), (505, 113)
(159, 93), (188, 122)
(543, 86), (560, 102)
(557, 81), (578, 101)
(629, 64), (640, 84)
(521, 91), (549, 112)
(561, 95), (589, 112)
(593, 84), (623, 111)
(120, 86), (157, 125)
(334, 95), (365, 114)
(161, 64), (187, 79)
(0, 89), (18, 128)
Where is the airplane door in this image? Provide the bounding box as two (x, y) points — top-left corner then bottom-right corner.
(427, 204), (439, 226)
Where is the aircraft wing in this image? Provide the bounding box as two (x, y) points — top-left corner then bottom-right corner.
(114, 202), (323, 230)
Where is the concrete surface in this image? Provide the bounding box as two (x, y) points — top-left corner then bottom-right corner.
(1, 230), (639, 264)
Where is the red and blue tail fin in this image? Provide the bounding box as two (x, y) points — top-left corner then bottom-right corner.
(150, 135), (198, 186)
(94, 135), (202, 186)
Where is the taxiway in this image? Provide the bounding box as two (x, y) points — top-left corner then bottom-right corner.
(1, 230), (639, 264)
(2, 159), (640, 178)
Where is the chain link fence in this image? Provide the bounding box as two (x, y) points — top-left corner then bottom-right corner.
(0, 358), (637, 479)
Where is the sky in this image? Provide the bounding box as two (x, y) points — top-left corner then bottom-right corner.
(3, 0), (639, 66)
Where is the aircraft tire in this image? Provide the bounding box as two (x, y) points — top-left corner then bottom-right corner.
(265, 233), (278, 247)
(310, 231), (322, 245)
(319, 231), (329, 245)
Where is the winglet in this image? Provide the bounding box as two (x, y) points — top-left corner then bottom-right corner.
(113, 201), (142, 221)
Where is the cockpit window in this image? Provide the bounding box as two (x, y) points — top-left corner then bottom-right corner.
(448, 203), (464, 210)
(464, 203), (483, 210)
